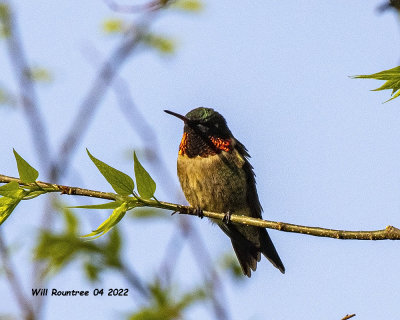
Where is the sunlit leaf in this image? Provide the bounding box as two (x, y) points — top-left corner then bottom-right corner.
(87, 149), (134, 195)
(134, 151), (156, 199)
(82, 202), (129, 239)
(0, 189), (26, 226)
(13, 149), (39, 183)
(353, 66), (400, 102)
(0, 181), (20, 198)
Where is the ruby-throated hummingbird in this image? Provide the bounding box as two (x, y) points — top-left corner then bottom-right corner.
(165, 107), (285, 277)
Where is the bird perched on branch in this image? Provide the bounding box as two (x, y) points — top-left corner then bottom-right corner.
(165, 107), (285, 277)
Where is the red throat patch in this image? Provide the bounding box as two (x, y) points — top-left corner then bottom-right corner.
(179, 132), (232, 156)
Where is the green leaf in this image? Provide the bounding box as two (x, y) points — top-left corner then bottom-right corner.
(68, 201), (122, 210)
(0, 181), (20, 198)
(82, 202), (129, 239)
(0, 189), (26, 226)
(87, 149), (134, 195)
(353, 66), (400, 102)
(134, 152), (156, 199)
(220, 253), (245, 280)
(13, 149), (39, 183)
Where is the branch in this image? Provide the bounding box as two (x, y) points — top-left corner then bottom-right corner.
(1, 1), (50, 168)
(341, 314), (356, 320)
(0, 232), (35, 320)
(53, 17), (154, 179)
(1, 174), (400, 241)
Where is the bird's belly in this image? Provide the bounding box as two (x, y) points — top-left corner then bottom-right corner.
(177, 153), (248, 213)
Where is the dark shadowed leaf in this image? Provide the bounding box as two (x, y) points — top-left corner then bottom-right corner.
(87, 149), (134, 195)
(133, 151), (156, 199)
(13, 149), (39, 183)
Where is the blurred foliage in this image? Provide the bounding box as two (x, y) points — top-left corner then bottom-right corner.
(0, 87), (16, 108)
(142, 33), (176, 55)
(35, 206), (100, 276)
(102, 18), (126, 34)
(26, 67), (53, 83)
(128, 279), (207, 320)
(171, 0), (203, 12)
(353, 66), (400, 102)
(220, 253), (244, 280)
(0, 3), (10, 38)
(34, 203), (124, 280)
(130, 207), (168, 220)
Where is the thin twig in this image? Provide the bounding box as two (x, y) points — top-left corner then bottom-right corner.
(53, 17), (154, 179)
(341, 314), (356, 320)
(1, 1), (50, 169)
(1, 174), (400, 240)
(104, 0), (170, 13)
(0, 232), (35, 320)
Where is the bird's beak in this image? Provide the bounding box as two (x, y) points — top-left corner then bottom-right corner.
(164, 110), (190, 123)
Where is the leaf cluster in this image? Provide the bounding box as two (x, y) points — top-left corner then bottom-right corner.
(35, 203), (123, 281)
(353, 66), (400, 102)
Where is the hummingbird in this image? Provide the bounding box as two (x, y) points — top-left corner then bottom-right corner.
(165, 107), (285, 277)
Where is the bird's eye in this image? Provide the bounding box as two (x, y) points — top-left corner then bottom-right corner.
(197, 124), (208, 133)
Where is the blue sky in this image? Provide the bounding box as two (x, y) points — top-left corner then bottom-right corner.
(1, 0), (400, 319)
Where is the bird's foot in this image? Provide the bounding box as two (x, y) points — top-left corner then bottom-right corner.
(193, 206), (204, 219)
(222, 210), (232, 224)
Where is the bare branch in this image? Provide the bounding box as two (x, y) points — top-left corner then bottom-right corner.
(1, 174), (400, 241)
(104, 0), (170, 13)
(0, 232), (35, 320)
(1, 1), (50, 168)
(53, 18), (154, 179)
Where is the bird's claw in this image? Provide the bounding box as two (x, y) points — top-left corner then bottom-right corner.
(223, 210), (232, 224)
(194, 206), (204, 219)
